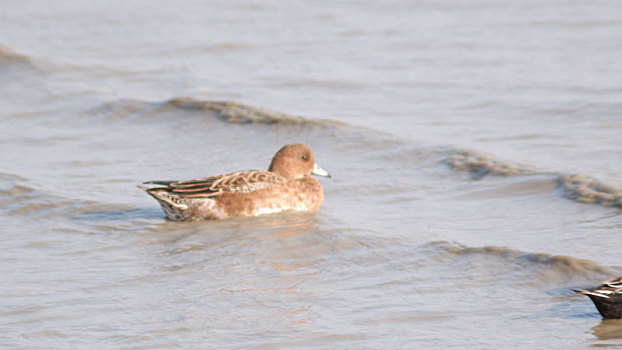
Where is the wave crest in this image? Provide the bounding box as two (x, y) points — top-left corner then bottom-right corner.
(559, 174), (622, 207)
(425, 240), (613, 281)
(168, 97), (343, 127)
(0, 46), (34, 69)
(446, 149), (542, 177)
(446, 149), (622, 208)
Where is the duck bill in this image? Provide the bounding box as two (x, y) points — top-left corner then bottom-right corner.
(312, 163), (331, 178)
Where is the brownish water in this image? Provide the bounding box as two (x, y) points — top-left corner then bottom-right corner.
(1, 1), (622, 348)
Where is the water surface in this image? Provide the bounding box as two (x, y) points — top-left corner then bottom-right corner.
(1, 1), (621, 348)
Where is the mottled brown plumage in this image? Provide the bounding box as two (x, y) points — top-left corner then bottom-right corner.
(139, 144), (330, 221)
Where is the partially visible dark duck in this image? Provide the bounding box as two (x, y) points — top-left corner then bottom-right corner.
(573, 277), (622, 319)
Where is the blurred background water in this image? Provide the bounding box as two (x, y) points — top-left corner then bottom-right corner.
(1, 0), (621, 348)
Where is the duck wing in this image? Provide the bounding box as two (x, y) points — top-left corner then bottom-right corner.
(143, 170), (285, 198)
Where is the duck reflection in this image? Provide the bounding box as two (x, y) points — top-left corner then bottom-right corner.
(592, 319), (622, 340)
(150, 211), (329, 327)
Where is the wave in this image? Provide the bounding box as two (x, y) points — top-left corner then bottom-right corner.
(0, 172), (150, 221)
(0, 173), (74, 218)
(424, 240), (617, 283)
(446, 149), (622, 209)
(558, 174), (622, 207)
(167, 97), (346, 127)
(83, 97), (351, 129)
(446, 149), (547, 177)
(0, 172), (89, 218)
(80, 98), (153, 120)
(0, 45), (36, 72)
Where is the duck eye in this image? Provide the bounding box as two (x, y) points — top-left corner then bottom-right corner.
(302, 155), (308, 161)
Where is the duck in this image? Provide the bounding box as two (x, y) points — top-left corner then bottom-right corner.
(573, 277), (622, 319)
(138, 143), (331, 221)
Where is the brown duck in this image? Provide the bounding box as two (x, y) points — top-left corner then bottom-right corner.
(139, 144), (330, 221)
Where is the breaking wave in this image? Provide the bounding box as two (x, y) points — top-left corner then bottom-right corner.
(168, 97), (346, 127)
(446, 149), (622, 208)
(425, 240), (617, 283)
(0, 46), (36, 72)
(558, 174), (622, 207)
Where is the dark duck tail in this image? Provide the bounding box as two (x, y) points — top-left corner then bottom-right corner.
(573, 277), (622, 319)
